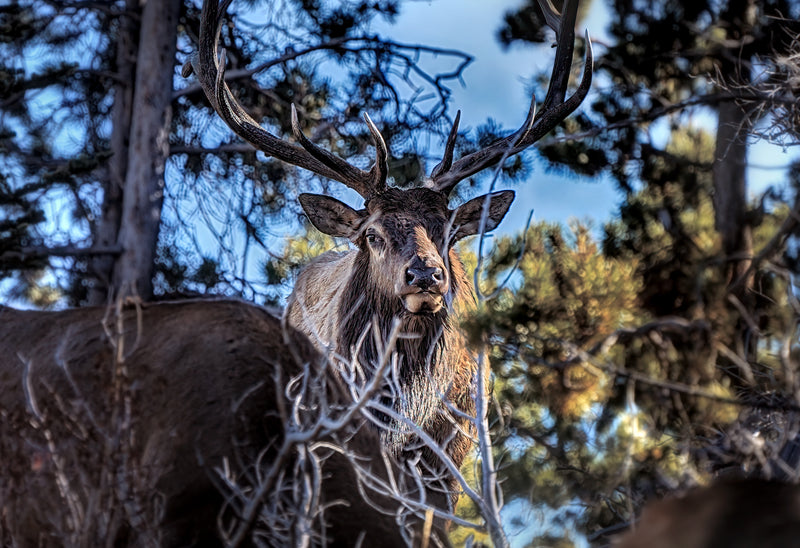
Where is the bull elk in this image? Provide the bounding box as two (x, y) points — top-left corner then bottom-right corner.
(191, 0), (592, 508)
(1, 0), (591, 545)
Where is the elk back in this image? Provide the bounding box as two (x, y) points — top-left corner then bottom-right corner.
(0, 300), (444, 547)
(614, 479), (800, 548)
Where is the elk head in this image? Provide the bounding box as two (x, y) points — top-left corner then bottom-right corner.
(298, 187), (514, 314)
(187, 1), (594, 299)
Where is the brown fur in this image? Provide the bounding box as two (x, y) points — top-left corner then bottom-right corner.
(0, 300), (449, 547)
(614, 479), (800, 548)
(288, 187), (512, 506)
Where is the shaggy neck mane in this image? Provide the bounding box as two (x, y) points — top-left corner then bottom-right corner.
(338, 249), (472, 375)
(337, 248), (474, 452)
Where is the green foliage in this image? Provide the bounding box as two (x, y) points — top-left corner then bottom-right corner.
(477, 124), (799, 542)
(487, 3), (800, 542)
(469, 221), (641, 414)
(449, 453), (491, 547)
(265, 229), (340, 287)
(604, 127), (720, 316)
(469, 221), (648, 517)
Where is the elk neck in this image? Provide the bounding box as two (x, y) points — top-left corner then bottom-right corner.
(337, 245), (473, 379)
(337, 245), (476, 457)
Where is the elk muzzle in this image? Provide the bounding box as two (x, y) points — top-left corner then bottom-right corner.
(400, 256), (449, 314)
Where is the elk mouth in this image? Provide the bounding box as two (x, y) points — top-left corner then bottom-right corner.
(402, 291), (444, 314)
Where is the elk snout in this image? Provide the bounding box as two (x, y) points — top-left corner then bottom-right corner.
(401, 257), (448, 314)
(405, 264), (445, 291)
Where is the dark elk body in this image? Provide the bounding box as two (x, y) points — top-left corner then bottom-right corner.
(0, 301), (439, 547)
(614, 479), (800, 548)
(1, 0), (592, 544)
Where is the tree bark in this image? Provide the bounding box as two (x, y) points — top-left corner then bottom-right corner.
(111, 0), (180, 300)
(88, 0), (139, 305)
(713, 99), (757, 363)
(712, 99), (753, 290)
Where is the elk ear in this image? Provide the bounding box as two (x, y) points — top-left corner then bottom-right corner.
(299, 193), (366, 239)
(450, 190), (515, 242)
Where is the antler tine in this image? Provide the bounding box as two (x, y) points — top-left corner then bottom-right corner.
(430, 110), (461, 180)
(510, 95), (538, 149)
(289, 105), (375, 197)
(431, 0), (592, 195)
(538, 0), (576, 114)
(192, 0), (379, 198)
(362, 112), (389, 195)
(538, 0), (562, 38)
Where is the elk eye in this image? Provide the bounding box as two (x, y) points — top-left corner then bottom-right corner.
(366, 233), (384, 247)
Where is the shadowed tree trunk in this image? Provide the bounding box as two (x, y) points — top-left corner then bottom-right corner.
(110, 0), (180, 301)
(712, 0), (758, 361)
(88, 0), (139, 305)
(713, 99), (753, 290)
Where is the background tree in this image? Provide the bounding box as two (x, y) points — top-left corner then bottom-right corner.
(0, 0), (472, 306)
(479, 0), (800, 545)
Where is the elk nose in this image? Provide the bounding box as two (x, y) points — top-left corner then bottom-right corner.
(405, 265), (444, 290)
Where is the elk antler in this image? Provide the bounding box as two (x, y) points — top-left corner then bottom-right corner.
(188, 0), (388, 198)
(430, 0), (593, 195)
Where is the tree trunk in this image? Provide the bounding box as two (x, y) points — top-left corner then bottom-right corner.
(713, 0), (757, 292)
(88, 0), (139, 305)
(713, 99), (756, 362)
(111, 0), (180, 301)
(712, 99), (753, 289)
